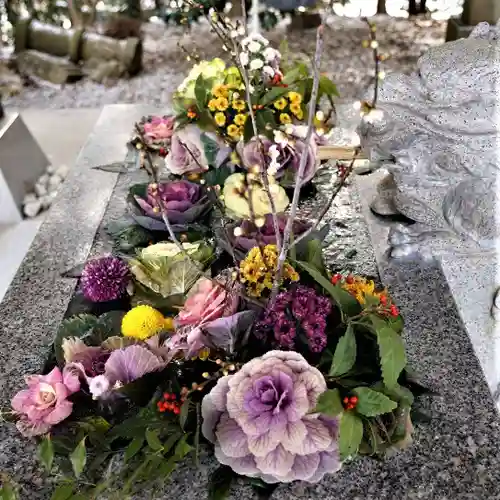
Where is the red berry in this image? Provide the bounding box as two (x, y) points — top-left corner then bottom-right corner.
(343, 397), (349, 404)
(173, 406), (181, 415)
(157, 401), (163, 410)
(163, 392), (170, 400)
(346, 275), (354, 284)
(349, 396), (358, 404)
(331, 274), (342, 285)
(390, 304), (399, 317)
(379, 295), (387, 306)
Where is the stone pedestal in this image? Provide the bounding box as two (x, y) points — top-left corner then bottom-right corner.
(446, 0), (500, 40)
(0, 113), (50, 223)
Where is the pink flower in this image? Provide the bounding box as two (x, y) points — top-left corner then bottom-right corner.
(142, 116), (175, 145)
(176, 277), (238, 329)
(11, 367), (80, 437)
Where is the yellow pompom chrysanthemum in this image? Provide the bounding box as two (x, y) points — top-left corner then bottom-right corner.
(122, 305), (171, 340)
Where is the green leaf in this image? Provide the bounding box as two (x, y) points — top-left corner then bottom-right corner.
(200, 133), (219, 166)
(313, 389), (343, 417)
(330, 324), (357, 376)
(157, 456), (178, 479)
(371, 381), (414, 406)
(0, 480), (18, 500)
(353, 387), (398, 417)
(294, 260), (360, 316)
(260, 86), (290, 106)
(338, 411), (363, 460)
(163, 431), (183, 454)
(179, 399), (190, 430)
(208, 465), (235, 500)
(50, 483), (75, 500)
(90, 310), (126, 344)
(174, 434), (193, 459)
(204, 164), (232, 187)
(377, 327), (407, 388)
(145, 428), (164, 451)
(54, 315), (98, 365)
(124, 437), (144, 463)
(195, 74), (208, 109)
(69, 437), (87, 479)
(305, 239), (326, 275)
(38, 436), (54, 471)
(318, 75), (339, 97)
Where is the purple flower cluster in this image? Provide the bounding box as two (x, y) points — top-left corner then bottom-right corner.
(256, 286), (331, 353)
(81, 256), (131, 303)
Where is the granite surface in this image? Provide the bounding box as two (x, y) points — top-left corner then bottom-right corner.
(1, 105), (500, 499)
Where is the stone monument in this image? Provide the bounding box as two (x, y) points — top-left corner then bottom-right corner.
(357, 22), (500, 261)
(446, 0), (500, 41)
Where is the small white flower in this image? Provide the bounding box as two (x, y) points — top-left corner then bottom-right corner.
(252, 33), (269, 46)
(273, 130), (288, 148)
(170, 0), (177, 7)
(240, 52), (249, 66)
(249, 58), (264, 71)
(268, 144), (280, 161)
(241, 36), (251, 48)
(237, 25), (246, 36)
(208, 7), (215, 16)
(263, 47), (279, 63)
(230, 29), (239, 38)
(247, 40), (261, 53)
(89, 375), (110, 399)
(263, 65), (275, 78)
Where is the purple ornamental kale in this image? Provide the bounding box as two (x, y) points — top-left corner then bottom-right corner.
(81, 256), (131, 303)
(256, 286), (332, 353)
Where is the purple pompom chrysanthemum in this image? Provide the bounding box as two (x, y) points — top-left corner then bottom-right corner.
(81, 256), (131, 303)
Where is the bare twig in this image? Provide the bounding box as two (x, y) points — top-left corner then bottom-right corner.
(362, 17), (381, 108)
(291, 149), (360, 248)
(270, 25), (324, 303)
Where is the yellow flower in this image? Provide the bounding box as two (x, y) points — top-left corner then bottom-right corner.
(234, 113), (247, 126)
(215, 96), (229, 111)
(232, 99), (246, 111)
(279, 113), (292, 125)
(198, 347), (210, 361)
(122, 305), (167, 340)
(214, 112), (226, 127)
(227, 124), (242, 139)
(212, 84), (229, 98)
(274, 97), (287, 110)
(287, 91), (302, 103)
(230, 150), (241, 165)
(208, 99), (218, 112)
(341, 276), (383, 305)
(290, 102), (303, 118)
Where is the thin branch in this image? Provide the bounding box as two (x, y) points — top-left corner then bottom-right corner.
(291, 149), (360, 248)
(362, 17), (381, 108)
(270, 25), (324, 303)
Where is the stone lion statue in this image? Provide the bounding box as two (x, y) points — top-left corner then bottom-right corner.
(358, 22), (500, 260)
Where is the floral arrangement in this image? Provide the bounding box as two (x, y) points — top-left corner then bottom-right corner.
(4, 16), (425, 500)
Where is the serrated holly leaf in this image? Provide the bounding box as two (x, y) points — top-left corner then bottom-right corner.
(313, 389), (343, 416)
(339, 411), (363, 460)
(54, 314), (99, 365)
(377, 327), (407, 388)
(124, 437), (144, 463)
(38, 436), (54, 471)
(208, 465), (235, 500)
(330, 324), (357, 376)
(69, 438), (87, 479)
(353, 387), (397, 417)
(145, 428), (163, 451)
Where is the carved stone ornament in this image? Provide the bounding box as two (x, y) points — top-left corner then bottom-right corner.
(357, 22), (500, 260)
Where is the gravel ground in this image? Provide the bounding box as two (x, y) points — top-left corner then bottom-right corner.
(4, 14), (446, 109)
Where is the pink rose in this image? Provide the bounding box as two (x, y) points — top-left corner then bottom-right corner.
(142, 115), (175, 146)
(176, 277), (238, 329)
(11, 367), (80, 437)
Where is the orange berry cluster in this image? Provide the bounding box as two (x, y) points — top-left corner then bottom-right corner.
(187, 108), (197, 119)
(343, 395), (358, 411)
(157, 392), (183, 415)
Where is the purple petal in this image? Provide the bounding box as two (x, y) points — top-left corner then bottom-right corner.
(215, 413), (250, 458)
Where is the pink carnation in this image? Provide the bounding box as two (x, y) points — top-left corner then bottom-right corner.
(202, 351), (341, 483)
(11, 367), (80, 437)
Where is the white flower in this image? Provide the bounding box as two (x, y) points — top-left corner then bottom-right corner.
(263, 47), (280, 63)
(247, 40), (261, 53)
(89, 375), (110, 399)
(262, 65), (275, 78)
(239, 52), (249, 66)
(249, 58), (264, 71)
(251, 33), (269, 46)
(237, 25), (246, 36)
(273, 130), (288, 148)
(267, 144), (281, 175)
(230, 30), (238, 38)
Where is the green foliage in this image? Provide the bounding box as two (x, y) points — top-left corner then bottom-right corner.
(0, 476), (19, 500)
(330, 325), (357, 376)
(208, 465), (235, 500)
(106, 220), (153, 253)
(313, 389), (343, 417)
(54, 315), (98, 365)
(353, 387), (397, 417)
(69, 438), (87, 479)
(38, 436), (54, 472)
(338, 411), (363, 460)
(50, 482), (75, 500)
(200, 133), (219, 166)
(376, 325), (407, 389)
(305, 239), (327, 275)
(195, 75), (209, 111)
(203, 164), (232, 187)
